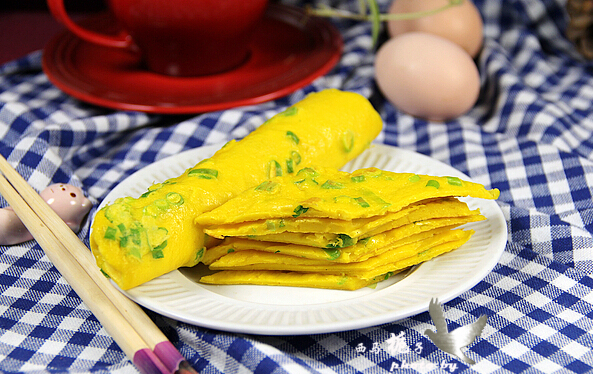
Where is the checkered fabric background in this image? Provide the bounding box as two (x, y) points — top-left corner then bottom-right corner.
(1, 0), (593, 372)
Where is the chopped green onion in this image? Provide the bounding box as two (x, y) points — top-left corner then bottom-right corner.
(103, 206), (116, 223)
(286, 131), (299, 144)
(324, 248), (341, 260)
(296, 167), (318, 177)
(351, 175), (365, 183)
(188, 168), (218, 179)
(361, 191), (391, 208)
(292, 205), (309, 217)
(152, 240), (167, 259)
(408, 175), (421, 183)
(447, 177), (463, 186)
(354, 197), (370, 208)
(426, 180), (440, 189)
(195, 247), (205, 261)
(130, 228), (142, 245)
(341, 130), (355, 152)
(104, 227), (117, 240)
(321, 180), (345, 189)
(359, 237), (371, 245)
(166, 192), (184, 205)
(282, 107), (298, 116)
(294, 178), (318, 186)
(140, 190), (156, 198)
(326, 234), (355, 248)
(291, 151), (301, 165)
(268, 160), (282, 178)
(286, 158), (294, 173)
(339, 234), (355, 247)
(255, 180), (278, 192)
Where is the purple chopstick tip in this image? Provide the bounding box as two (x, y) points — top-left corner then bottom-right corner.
(133, 348), (171, 374)
(154, 341), (197, 374)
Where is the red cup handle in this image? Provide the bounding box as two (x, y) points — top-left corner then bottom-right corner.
(47, 0), (133, 48)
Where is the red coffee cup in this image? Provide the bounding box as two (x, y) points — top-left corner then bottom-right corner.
(47, 0), (269, 76)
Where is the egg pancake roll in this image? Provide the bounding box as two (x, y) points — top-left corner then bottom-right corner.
(90, 89), (383, 289)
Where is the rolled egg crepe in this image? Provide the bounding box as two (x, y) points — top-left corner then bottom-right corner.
(90, 89), (383, 289)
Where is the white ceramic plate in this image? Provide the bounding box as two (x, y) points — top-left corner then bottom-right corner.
(97, 143), (507, 335)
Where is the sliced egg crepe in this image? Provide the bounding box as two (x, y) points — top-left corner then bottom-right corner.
(197, 165), (499, 290)
(197, 166), (498, 224)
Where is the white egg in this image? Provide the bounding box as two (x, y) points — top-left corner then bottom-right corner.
(387, 0), (484, 58)
(374, 32), (480, 121)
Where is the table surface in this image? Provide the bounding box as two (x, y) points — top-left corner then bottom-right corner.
(1, 0), (593, 373)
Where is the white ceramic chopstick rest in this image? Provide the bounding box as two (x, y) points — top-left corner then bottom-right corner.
(0, 183), (92, 245)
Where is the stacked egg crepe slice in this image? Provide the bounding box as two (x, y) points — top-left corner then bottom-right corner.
(196, 166), (499, 290)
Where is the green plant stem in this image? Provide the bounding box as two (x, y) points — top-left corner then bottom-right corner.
(306, 0), (463, 22)
(306, 0), (463, 47)
(368, 0), (381, 46)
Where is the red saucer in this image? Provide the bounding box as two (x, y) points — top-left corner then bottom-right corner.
(42, 4), (343, 114)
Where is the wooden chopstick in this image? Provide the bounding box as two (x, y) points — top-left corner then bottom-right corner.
(0, 155), (197, 374)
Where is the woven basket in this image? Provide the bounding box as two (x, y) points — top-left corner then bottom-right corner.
(566, 0), (593, 58)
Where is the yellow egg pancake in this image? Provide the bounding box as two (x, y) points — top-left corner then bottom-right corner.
(201, 197), (472, 238)
(196, 164), (498, 290)
(196, 166), (499, 225)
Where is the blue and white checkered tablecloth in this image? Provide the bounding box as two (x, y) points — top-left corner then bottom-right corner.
(1, 0), (593, 372)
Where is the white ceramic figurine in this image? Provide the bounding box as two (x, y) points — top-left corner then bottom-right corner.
(0, 183), (92, 245)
